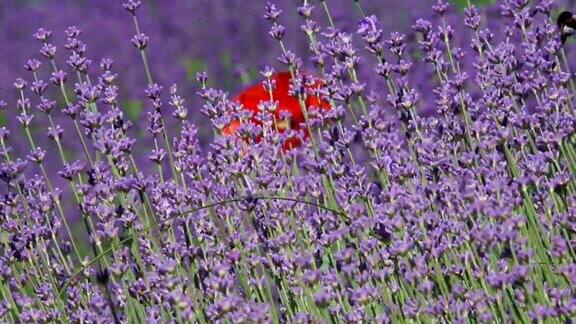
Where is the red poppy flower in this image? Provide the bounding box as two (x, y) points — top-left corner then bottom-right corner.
(223, 71), (331, 149)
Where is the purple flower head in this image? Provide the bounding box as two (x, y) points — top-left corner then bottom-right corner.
(358, 15), (384, 54)
(145, 84), (163, 100)
(33, 28), (52, 42)
(31, 80), (48, 96)
(0, 1), (575, 322)
(269, 24), (286, 41)
(297, 4), (314, 18)
(14, 78), (27, 91)
(432, 0), (450, 16)
(263, 3), (281, 21)
(65, 25), (82, 38)
(196, 71), (208, 85)
(50, 70), (67, 85)
(24, 59), (41, 72)
(39, 43), (57, 59)
(0, 127), (9, 141)
(100, 58), (114, 71)
(27, 147), (46, 164)
(464, 6), (482, 30)
(37, 98), (56, 114)
(122, 0), (141, 15)
(131, 33), (149, 50)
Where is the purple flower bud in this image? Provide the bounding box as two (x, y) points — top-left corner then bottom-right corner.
(195, 71), (208, 85)
(530, 305), (556, 321)
(145, 84), (163, 100)
(64, 37), (83, 52)
(413, 19), (432, 35)
(297, 4), (314, 18)
(17, 98), (30, 111)
(24, 59), (41, 72)
(31, 80), (48, 96)
(67, 52), (91, 73)
(349, 286), (378, 305)
(418, 279), (435, 293)
(0, 127), (9, 141)
(313, 290), (334, 308)
(39, 43), (57, 59)
(375, 62), (392, 78)
(301, 20), (319, 36)
(0, 158), (27, 181)
(147, 110), (163, 135)
(432, 0), (449, 16)
(75, 83), (100, 103)
(33, 28), (52, 42)
(464, 6), (481, 30)
(148, 149), (166, 164)
(386, 32), (407, 58)
(62, 103), (80, 119)
(100, 58), (114, 71)
(99, 87), (117, 107)
(278, 50), (299, 67)
(27, 147), (46, 164)
(37, 98), (56, 114)
(269, 24), (285, 41)
(260, 66), (275, 80)
(99, 71), (118, 85)
(14, 78), (27, 91)
(50, 70), (67, 85)
(122, 0), (141, 15)
(47, 125), (64, 141)
(358, 18), (384, 56)
(263, 3), (281, 21)
(131, 33), (149, 50)
(65, 26), (82, 38)
(535, 0), (553, 15)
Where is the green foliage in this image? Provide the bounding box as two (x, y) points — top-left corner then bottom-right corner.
(124, 99), (142, 121)
(451, 0), (495, 10)
(183, 58), (207, 82)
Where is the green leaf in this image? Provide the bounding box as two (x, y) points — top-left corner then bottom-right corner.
(451, 0), (495, 10)
(124, 99), (142, 120)
(182, 58), (207, 82)
(221, 52), (234, 91)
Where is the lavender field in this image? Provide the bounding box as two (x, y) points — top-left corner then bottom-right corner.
(2, 0), (576, 322)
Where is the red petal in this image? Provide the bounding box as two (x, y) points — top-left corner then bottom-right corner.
(224, 71), (331, 149)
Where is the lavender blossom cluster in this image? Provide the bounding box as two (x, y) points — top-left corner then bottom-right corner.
(1, 0), (576, 322)
(0, 0), (430, 150)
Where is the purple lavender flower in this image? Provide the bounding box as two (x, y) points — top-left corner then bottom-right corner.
(1, 0), (576, 322)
